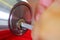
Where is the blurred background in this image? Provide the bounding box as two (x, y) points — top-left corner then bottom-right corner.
(0, 0), (27, 29)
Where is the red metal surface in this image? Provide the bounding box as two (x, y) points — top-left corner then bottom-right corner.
(0, 30), (32, 40)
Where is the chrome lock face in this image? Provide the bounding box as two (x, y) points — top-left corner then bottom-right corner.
(8, 1), (32, 36)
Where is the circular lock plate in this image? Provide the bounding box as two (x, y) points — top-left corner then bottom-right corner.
(8, 1), (32, 36)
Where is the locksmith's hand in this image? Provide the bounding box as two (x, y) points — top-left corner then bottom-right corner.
(28, 0), (60, 40)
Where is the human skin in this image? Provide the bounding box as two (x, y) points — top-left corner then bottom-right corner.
(27, 0), (60, 40)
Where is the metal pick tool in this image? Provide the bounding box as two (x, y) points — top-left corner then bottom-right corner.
(21, 22), (32, 30)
